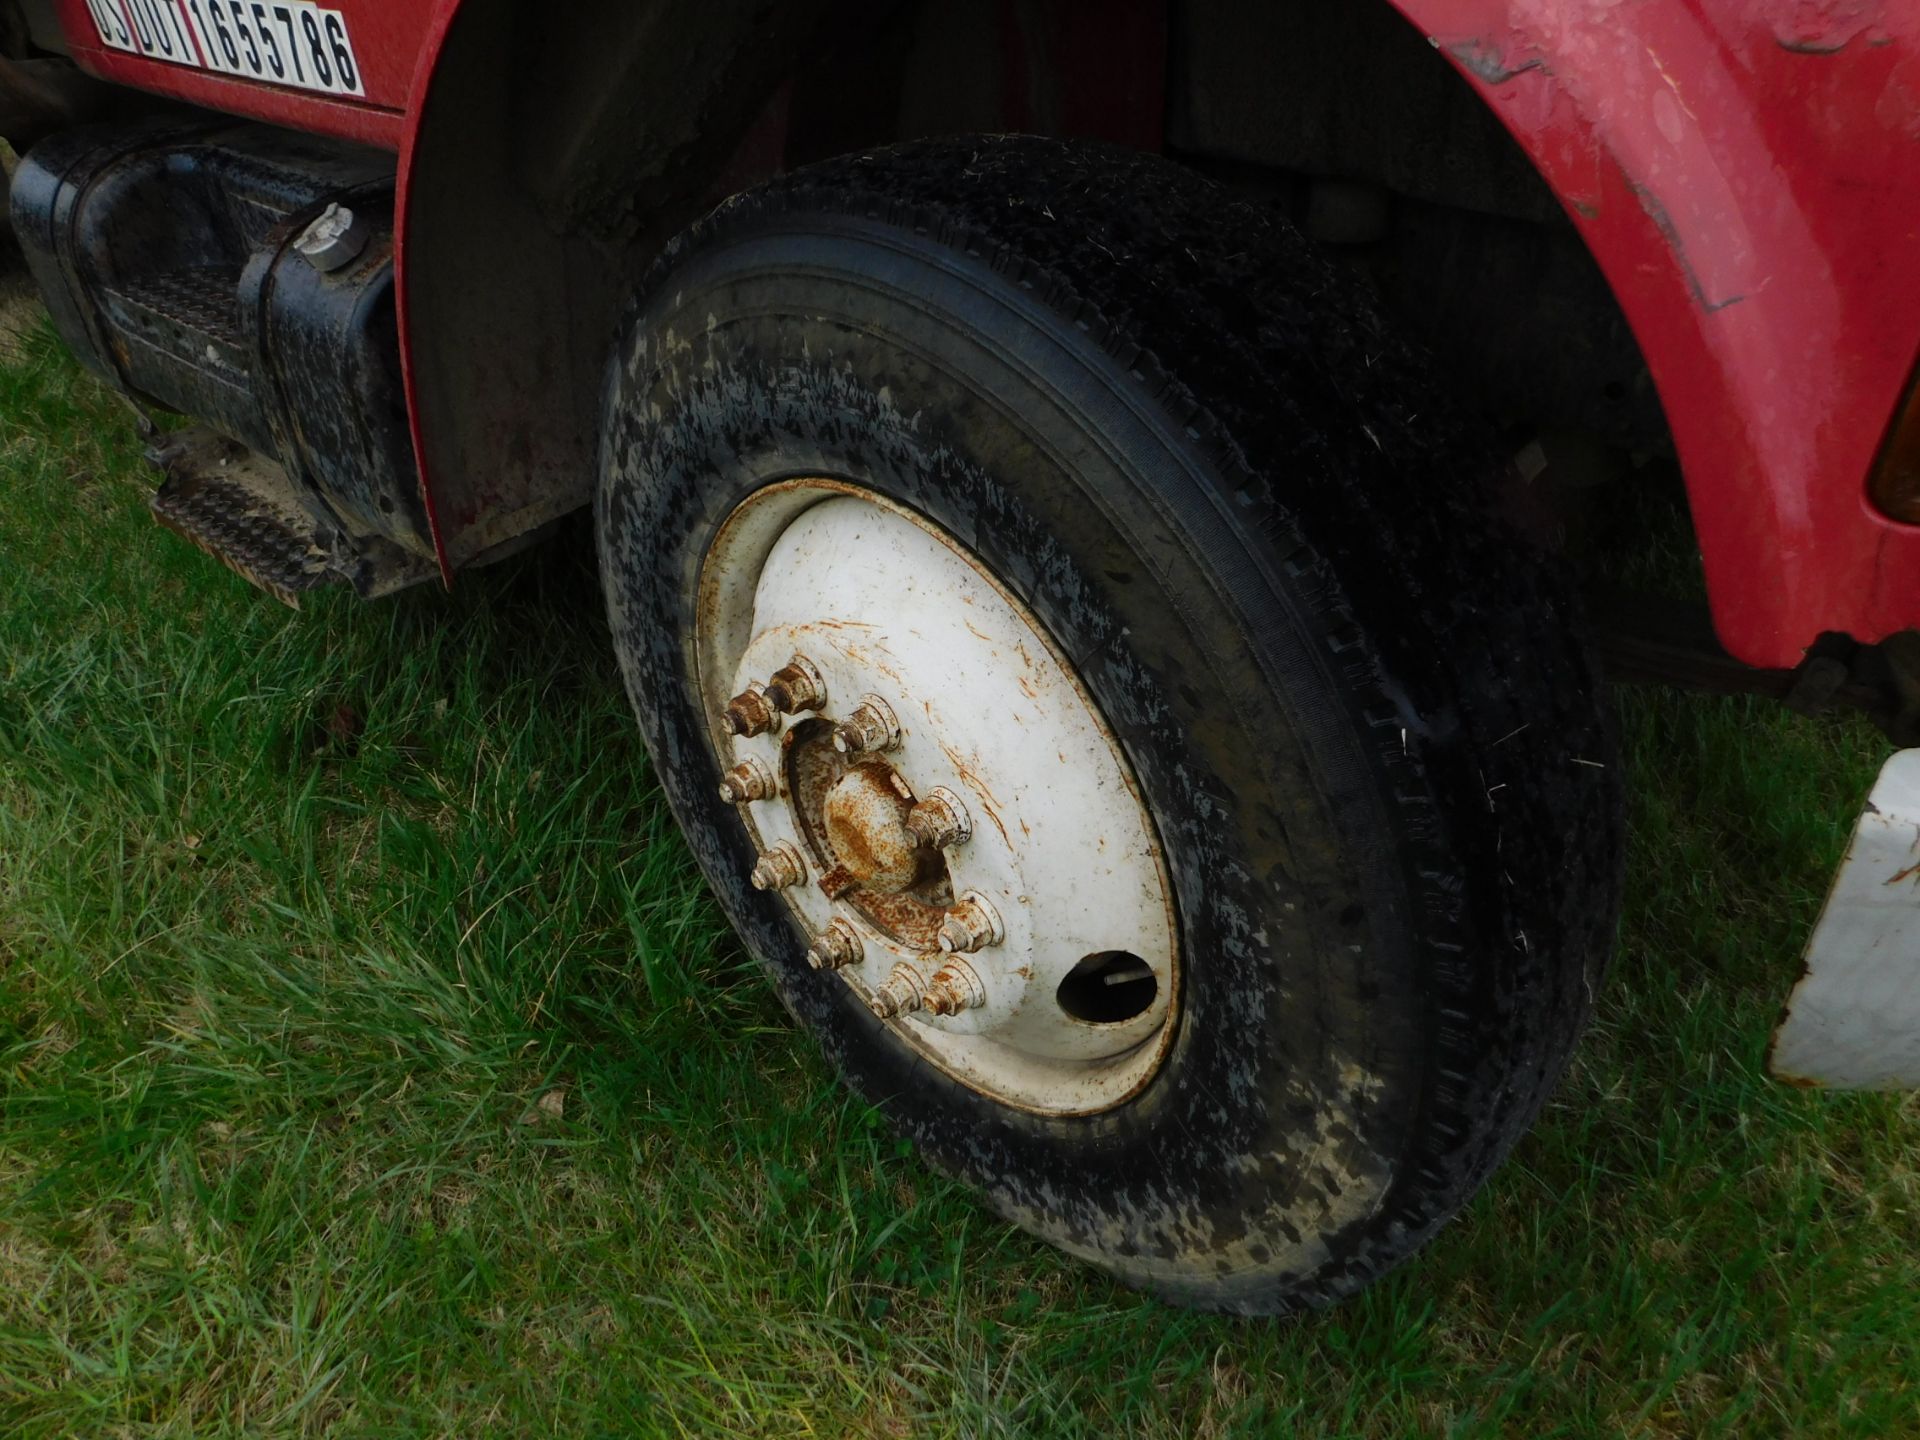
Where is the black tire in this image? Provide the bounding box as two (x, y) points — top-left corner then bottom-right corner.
(596, 137), (1622, 1314)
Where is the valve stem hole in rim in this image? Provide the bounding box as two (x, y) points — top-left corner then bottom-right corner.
(1057, 951), (1159, 1025)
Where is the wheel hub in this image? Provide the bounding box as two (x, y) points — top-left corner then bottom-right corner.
(821, 762), (923, 897)
(695, 479), (1180, 1115)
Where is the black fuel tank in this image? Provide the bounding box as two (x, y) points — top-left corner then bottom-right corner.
(10, 117), (432, 558)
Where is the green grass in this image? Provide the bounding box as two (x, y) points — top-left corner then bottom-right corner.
(1, 317), (1916, 1438)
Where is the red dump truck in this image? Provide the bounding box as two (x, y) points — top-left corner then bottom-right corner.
(5, 0), (1919, 1313)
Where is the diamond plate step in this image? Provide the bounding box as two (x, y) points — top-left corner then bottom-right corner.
(110, 266), (247, 352)
(147, 427), (435, 607)
(149, 431), (338, 606)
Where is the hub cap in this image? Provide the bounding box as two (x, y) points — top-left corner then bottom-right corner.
(696, 480), (1178, 1115)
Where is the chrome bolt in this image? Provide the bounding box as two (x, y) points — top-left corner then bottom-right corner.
(937, 891), (1005, 953)
(867, 961), (929, 1019)
(717, 757), (778, 805)
(722, 682), (781, 739)
(923, 957), (986, 1016)
(750, 843), (807, 892)
(806, 917), (864, 971)
(906, 786), (972, 850)
(764, 655), (827, 715)
(832, 695), (902, 755)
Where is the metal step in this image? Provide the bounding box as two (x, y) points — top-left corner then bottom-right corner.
(103, 265), (256, 427)
(109, 265), (247, 351)
(149, 428), (435, 607)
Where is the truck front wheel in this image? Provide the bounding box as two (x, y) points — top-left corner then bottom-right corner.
(595, 138), (1622, 1313)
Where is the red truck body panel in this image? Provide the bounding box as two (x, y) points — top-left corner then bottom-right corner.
(53, 0), (429, 145)
(44, 0), (1920, 669)
(1399, 1), (1920, 668)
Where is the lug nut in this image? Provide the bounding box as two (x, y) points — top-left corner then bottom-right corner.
(938, 891), (1005, 953)
(906, 786), (972, 850)
(722, 683), (780, 739)
(764, 655), (827, 715)
(867, 961), (930, 1019)
(923, 957), (986, 1016)
(806, 917), (864, 971)
(832, 695), (902, 755)
(717, 757), (778, 805)
(750, 843), (807, 892)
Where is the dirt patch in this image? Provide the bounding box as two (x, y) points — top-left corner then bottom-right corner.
(0, 138), (44, 358)
(0, 266), (42, 360)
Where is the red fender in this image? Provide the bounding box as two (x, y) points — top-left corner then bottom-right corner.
(1390, 0), (1920, 667)
(392, 0), (462, 584)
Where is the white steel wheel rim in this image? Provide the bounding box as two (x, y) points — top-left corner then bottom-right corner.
(696, 479), (1180, 1116)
